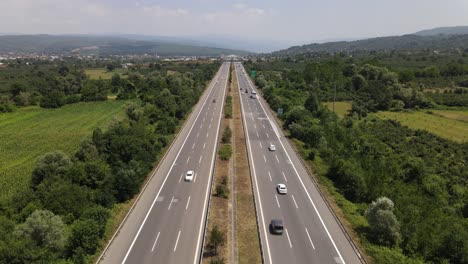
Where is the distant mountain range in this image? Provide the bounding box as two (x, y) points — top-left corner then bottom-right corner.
(271, 26), (468, 56)
(0, 34), (251, 56)
(414, 26), (468, 36)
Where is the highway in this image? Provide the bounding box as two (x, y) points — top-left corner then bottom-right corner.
(235, 62), (363, 264)
(98, 62), (230, 264)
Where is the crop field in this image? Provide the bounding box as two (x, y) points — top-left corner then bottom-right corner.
(374, 110), (468, 143)
(84, 68), (127, 80)
(323, 101), (352, 118)
(0, 101), (127, 202)
(432, 109), (468, 122)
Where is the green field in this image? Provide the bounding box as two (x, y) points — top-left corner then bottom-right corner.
(374, 110), (468, 143)
(323, 101), (352, 118)
(0, 101), (127, 202)
(85, 68), (127, 80)
(432, 109), (468, 122)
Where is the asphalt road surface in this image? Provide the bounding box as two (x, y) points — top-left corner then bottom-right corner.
(235, 62), (363, 264)
(98, 62), (230, 264)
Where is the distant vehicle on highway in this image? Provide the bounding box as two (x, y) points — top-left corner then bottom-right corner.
(245, 90), (249, 93)
(276, 183), (287, 194)
(185, 170), (194, 182)
(250, 94), (257, 99)
(212, 98), (216, 103)
(268, 144), (276, 151)
(252, 90), (257, 95)
(270, 219), (284, 235)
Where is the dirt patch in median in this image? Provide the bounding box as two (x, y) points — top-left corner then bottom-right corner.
(203, 68), (232, 264)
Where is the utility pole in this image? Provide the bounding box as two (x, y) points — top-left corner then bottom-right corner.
(333, 81), (337, 113)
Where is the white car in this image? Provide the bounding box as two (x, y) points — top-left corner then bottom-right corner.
(276, 184), (287, 194)
(268, 144), (276, 151)
(185, 170), (194, 182)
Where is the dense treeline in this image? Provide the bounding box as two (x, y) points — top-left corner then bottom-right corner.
(0, 61), (220, 263)
(0, 60), (219, 112)
(246, 59), (468, 263)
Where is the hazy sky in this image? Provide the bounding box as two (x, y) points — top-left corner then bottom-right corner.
(1, 0), (468, 45)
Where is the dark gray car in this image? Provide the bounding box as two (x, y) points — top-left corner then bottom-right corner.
(270, 219), (284, 235)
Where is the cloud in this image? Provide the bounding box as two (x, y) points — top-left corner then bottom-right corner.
(142, 5), (189, 17)
(234, 3), (246, 9)
(245, 8), (266, 16)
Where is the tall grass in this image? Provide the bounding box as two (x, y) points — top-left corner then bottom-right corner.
(374, 110), (468, 143)
(0, 101), (127, 202)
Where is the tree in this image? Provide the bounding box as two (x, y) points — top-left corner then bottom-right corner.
(106, 64), (116, 72)
(304, 93), (320, 113)
(67, 219), (101, 255)
(365, 197), (400, 247)
(14, 210), (67, 252)
(40, 90), (65, 108)
(209, 225), (224, 255)
(31, 151), (72, 188)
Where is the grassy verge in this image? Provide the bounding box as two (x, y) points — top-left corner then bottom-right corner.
(233, 66), (262, 264)
(0, 100), (127, 202)
(374, 110), (468, 142)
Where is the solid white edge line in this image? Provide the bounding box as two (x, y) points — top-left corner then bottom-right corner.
(242, 64), (346, 264)
(193, 63), (229, 264)
(305, 227), (316, 250)
(121, 64), (223, 264)
(186, 196), (191, 211)
(236, 63), (273, 264)
(174, 230), (181, 252)
(151, 232), (161, 252)
(291, 195), (298, 209)
(285, 228), (292, 248)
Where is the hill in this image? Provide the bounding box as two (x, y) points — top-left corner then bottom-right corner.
(0, 34), (250, 56)
(272, 33), (468, 56)
(414, 26), (468, 36)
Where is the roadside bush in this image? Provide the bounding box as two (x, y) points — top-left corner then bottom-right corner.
(218, 145), (232, 161)
(221, 126), (232, 144)
(224, 96), (232, 118)
(215, 183), (229, 199)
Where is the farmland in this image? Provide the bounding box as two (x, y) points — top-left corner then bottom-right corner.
(323, 101), (352, 118)
(374, 110), (468, 143)
(85, 68), (127, 80)
(0, 100), (127, 202)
